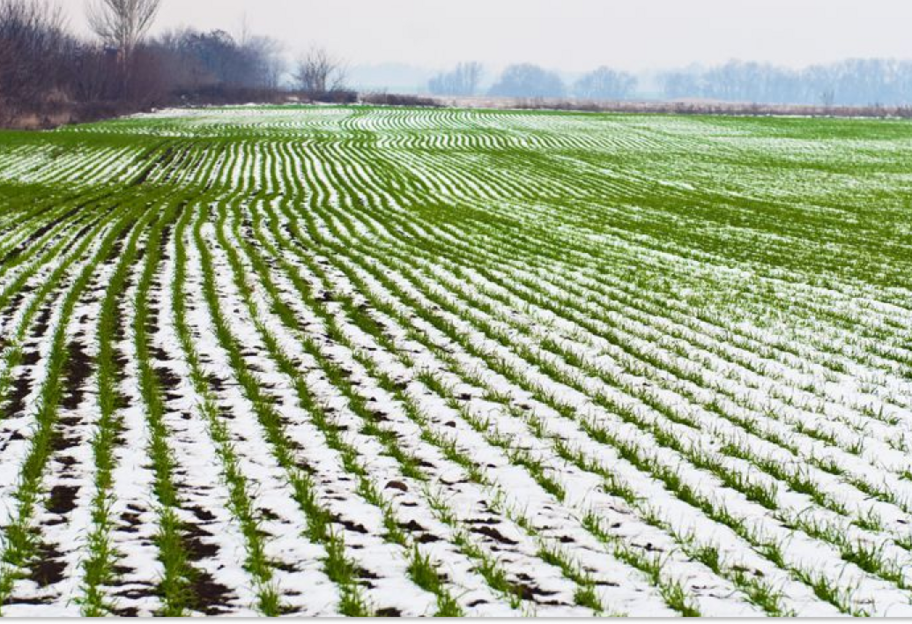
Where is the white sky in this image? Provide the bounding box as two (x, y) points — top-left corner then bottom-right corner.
(67, 0), (912, 71)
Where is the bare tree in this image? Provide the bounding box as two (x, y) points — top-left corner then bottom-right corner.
(489, 64), (565, 99)
(0, 0), (69, 121)
(236, 12), (250, 47)
(658, 59), (912, 107)
(429, 62), (483, 96)
(574, 67), (637, 101)
(87, 0), (160, 65)
(246, 35), (285, 90)
(294, 47), (347, 95)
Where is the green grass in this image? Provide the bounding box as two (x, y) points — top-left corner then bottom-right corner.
(0, 106), (910, 616)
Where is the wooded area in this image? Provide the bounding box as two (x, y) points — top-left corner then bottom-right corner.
(3, 0), (912, 129)
(0, 0), (351, 128)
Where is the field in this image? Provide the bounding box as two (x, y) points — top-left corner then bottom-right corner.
(0, 106), (911, 617)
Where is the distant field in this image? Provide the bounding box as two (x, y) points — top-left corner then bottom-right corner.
(0, 106), (911, 617)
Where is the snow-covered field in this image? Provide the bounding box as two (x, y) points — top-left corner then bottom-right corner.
(0, 106), (911, 616)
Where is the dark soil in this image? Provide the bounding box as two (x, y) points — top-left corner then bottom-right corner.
(61, 340), (93, 410)
(28, 542), (66, 588)
(46, 485), (79, 515)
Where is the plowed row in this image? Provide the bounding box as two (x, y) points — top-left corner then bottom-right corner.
(1, 107), (911, 616)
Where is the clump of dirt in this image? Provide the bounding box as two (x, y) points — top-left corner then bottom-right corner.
(51, 415), (81, 452)
(180, 516), (235, 615)
(154, 366), (181, 392)
(46, 484), (79, 515)
(112, 349), (128, 372)
(207, 374), (225, 392)
(31, 307), (53, 338)
(4, 372), (33, 420)
(21, 350), (41, 366)
(187, 506), (216, 523)
(110, 606), (140, 617)
(472, 525), (518, 545)
(332, 516), (369, 534)
(119, 510), (142, 534)
(61, 340), (93, 410)
(29, 542), (67, 588)
(188, 572), (234, 616)
(182, 525), (219, 560)
(513, 574), (559, 602)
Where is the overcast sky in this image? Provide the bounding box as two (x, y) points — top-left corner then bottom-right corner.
(68, 0), (912, 71)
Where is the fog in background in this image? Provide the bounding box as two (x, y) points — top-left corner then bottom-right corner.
(9, 0), (911, 109)
(3, 0), (911, 131)
(62, 0), (911, 74)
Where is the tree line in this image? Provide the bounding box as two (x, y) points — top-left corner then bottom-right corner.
(661, 59), (912, 106)
(3, 0), (911, 127)
(428, 62), (638, 100)
(0, 0), (352, 127)
(431, 59), (912, 107)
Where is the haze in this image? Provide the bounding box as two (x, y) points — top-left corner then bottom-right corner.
(65, 0), (912, 72)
